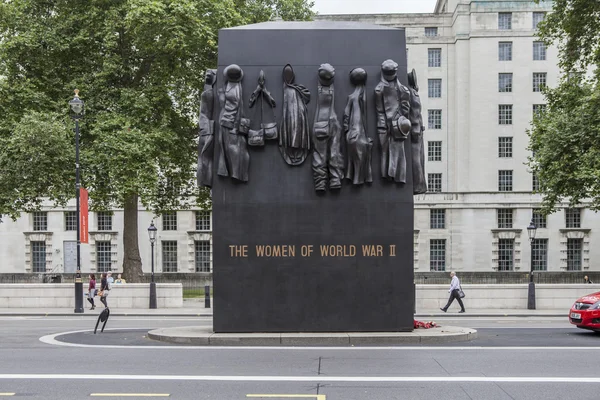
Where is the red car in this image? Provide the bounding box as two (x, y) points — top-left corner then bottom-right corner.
(569, 291), (600, 331)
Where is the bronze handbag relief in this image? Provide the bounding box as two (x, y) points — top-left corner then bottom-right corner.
(248, 70), (277, 146)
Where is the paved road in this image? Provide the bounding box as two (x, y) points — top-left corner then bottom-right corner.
(1, 315), (599, 399)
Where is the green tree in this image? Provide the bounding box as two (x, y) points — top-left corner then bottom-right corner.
(528, 0), (600, 214)
(0, 0), (314, 281)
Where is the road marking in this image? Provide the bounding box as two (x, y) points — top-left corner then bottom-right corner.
(91, 394), (169, 397)
(247, 395), (325, 399)
(1, 374), (600, 384)
(0, 394), (15, 396)
(38, 329), (600, 351)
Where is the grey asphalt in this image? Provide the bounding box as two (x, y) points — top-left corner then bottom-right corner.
(1, 316), (599, 399)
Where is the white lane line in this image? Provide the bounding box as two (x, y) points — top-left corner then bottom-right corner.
(38, 329), (600, 351)
(0, 374), (599, 383)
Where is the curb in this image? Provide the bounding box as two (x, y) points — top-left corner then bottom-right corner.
(0, 312), (213, 317)
(147, 326), (478, 346)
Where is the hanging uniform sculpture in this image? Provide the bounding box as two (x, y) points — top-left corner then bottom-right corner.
(279, 64), (311, 166)
(197, 69), (217, 188)
(374, 59), (411, 183)
(248, 70), (277, 147)
(408, 69), (427, 194)
(311, 63), (344, 192)
(217, 64), (250, 182)
(343, 67), (373, 186)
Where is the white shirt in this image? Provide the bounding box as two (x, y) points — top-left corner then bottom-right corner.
(449, 275), (460, 292)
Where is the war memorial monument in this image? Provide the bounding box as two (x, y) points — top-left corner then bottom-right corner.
(198, 21), (426, 333)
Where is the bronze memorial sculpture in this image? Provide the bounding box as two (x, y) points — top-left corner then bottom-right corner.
(279, 64), (311, 166)
(197, 69), (217, 188)
(343, 67), (373, 185)
(408, 69), (427, 194)
(312, 63), (344, 192)
(374, 59), (411, 183)
(217, 64), (250, 182)
(248, 70), (277, 147)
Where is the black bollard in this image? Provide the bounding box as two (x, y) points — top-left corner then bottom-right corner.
(527, 272), (536, 310)
(204, 285), (211, 308)
(94, 308), (110, 334)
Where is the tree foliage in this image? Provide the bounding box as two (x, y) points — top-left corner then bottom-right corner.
(528, 0), (600, 214)
(0, 0), (314, 279)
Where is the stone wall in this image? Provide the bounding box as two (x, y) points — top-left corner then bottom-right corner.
(0, 283), (183, 308)
(416, 284), (599, 310)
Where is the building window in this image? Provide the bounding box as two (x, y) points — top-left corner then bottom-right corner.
(498, 239), (514, 271)
(532, 173), (540, 192)
(65, 211), (77, 231)
(195, 211), (211, 231)
(96, 241), (112, 273)
(533, 41), (547, 61)
(532, 209), (547, 228)
(532, 12), (546, 29)
(428, 141), (442, 161)
(498, 73), (513, 92)
(430, 209), (446, 229)
(567, 238), (583, 271)
(498, 42), (513, 61)
(31, 241), (46, 273)
(533, 72), (547, 92)
(430, 239), (446, 272)
(162, 240), (178, 272)
(33, 212), (47, 231)
(428, 79), (442, 98)
(498, 104), (513, 125)
(533, 104), (547, 118)
(428, 173), (442, 192)
(498, 12), (512, 30)
(565, 208), (581, 228)
(424, 27), (438, 37)
(497, 209), (514, 229)
(498, 137), (513, 158)
(428, 48), (441, 67)
(195, 240), (211, 272)
(428, 109), (442, 129)
(498, 170), (513, 192)
(532, 238), (548, 271)
(97, 212), (113, 231)
(162, 212), (177, 231)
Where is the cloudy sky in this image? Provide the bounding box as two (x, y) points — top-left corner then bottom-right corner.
(312, 0), (439, 15)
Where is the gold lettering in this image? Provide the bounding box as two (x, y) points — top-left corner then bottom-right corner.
(377, 245), (383, 257)
(390, 245), (396, 257)
(301, 245), (309, 257)
(229, 245), (248, 257)
(256, 245), (265, 257)
(350, 245), (356, 256)
(320, 245), (330, 256)
(362, 245), (374, 256)
(289, 245), (296, 257)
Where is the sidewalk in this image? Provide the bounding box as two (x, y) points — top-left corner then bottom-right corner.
(0, 299), (569, 317)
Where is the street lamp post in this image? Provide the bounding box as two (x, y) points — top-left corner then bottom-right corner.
(148, 221), (158, 309)
(527, 219), (538, 310)
(69, 90), (85, 314)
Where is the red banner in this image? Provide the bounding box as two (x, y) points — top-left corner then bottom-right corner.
(80, 188), (89, 244)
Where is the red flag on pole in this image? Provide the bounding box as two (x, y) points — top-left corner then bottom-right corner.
(80, 188), (89, 244)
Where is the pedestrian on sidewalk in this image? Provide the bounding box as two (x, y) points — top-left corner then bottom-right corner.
(87, 274), (96, 310)
(98, 272), (109, 309)
(584, 275), (593, 284)
(440, 271), (465, 313)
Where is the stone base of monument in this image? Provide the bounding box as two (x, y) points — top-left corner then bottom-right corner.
(147, 326), (477, 346)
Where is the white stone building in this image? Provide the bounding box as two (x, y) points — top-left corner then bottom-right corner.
(0, 205), (212, 275)
(317, 0), (597, 273)
(0, 0), (596, 275)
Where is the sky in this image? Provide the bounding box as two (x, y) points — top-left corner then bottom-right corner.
(311, 0), (439, 15)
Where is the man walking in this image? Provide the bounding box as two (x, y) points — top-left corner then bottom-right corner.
(440, 271), (465, 313)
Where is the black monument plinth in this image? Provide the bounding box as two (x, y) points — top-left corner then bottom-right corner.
(212, 21), (414, 333)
